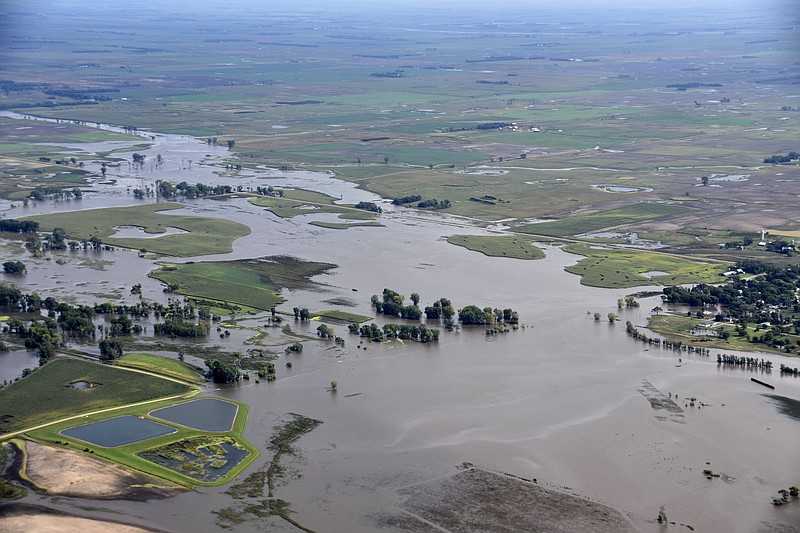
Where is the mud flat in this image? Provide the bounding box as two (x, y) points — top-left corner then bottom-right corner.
(378, 467), (635, 532)
(19, 440), (183, 501)
(0, 504), (164, 533)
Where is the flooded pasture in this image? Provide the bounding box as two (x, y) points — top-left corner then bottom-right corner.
(1, 115), (799, 533)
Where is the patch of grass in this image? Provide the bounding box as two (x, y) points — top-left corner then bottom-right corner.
(249, 190), (377, 221)
(312, 310), (371, 324)
(150, 256), (336, 311)
(447, 235), (545, 260)
(114, 353), (203, 384)
(22, 203), (250, 257)
(563, 244), (728, 288)
(308, 221), (384, 229)
(516, 203), (693, 237)
(0, 357), (193, 435)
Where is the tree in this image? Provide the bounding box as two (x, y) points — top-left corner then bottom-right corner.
(317, 324), (335, 338)
(701, 176), (709, 186)
(410, 292), (420, 306)
(593, 312), (601, 321)
(206, 360), (240, 383)
(99, 339), (123, 360)
(227, 140), (236, 149)
(3, 260), (26, 274)
(330, 380), (337, 392)
(608, 312), (617, 323)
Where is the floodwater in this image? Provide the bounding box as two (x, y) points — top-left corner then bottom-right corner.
(2, 113), (799, 533)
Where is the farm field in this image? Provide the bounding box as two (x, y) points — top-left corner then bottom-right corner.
(0, 0), (796, 251)
(0, 357), (194, 434)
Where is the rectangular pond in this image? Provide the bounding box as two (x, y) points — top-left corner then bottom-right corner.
(138, 436), (250, 482)
(149, 397), (239, 432)
(61, 415), (177, 447)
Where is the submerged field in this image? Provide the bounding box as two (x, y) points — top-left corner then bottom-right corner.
(24, 203), (251, 257)
(149, 256), (337, 311)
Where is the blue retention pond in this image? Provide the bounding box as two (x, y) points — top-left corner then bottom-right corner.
(61, 415), (177, 447)
(149, 398), (239, 432)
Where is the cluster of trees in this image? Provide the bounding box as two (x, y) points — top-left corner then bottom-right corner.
(29, 187), (83, 202)
(155, 180), (235, 199)
(417, 198), (451, 210)
(0, 220), (39, 233)
(153, 319), (208, 337)
(457, 305), (518, 326)
(371, 289), (421, 319)
(2, 261), (25, 274)
(663, 260), (800, 352)
(293, 307), (311, 320)
(424, 297), (456, 320)
(24, 228), (103, 256)
(99, 339), (123, 360)
(392, 195), (422, 205)
(355, 201), (382, 213)
(206, 359), (240, 383)
(349, 322), (439, 342)
(763, 151), (799, 164)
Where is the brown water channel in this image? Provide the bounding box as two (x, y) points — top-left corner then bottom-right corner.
(2, 114), (799, 532)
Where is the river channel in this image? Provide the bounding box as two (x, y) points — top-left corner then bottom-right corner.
(1, 113), (798, 532)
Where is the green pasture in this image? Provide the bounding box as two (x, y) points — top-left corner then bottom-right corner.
(25, 396), (257, 488)
(562, 244), (728, 288)
(114, 353), (203, 384)
(23, 203), (251, 257)
(447, 235), (546, 260)
(150, 256), (336, 312)
(250, 191), (377, 220)
(312, 310), (372, 324)
(516, 203), (692, 237)
(0, 358), (194, 435)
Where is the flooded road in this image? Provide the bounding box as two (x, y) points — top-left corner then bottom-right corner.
(2, 113), (799, 533)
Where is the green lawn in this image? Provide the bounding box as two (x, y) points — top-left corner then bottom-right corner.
(563, 244), (728, 288)
(23, 203), (251, 257)
(0, 358), (194, 434)
(447, 235), (546, 260)
(114, 353), (204, 384)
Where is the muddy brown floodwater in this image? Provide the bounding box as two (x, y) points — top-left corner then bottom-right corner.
(1, 114), (799, 533)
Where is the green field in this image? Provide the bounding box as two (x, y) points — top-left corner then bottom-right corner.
(0, 358), (194, 434)
(23, 203), (251, 257)
(312, 310), (372, 324)
(447, 235), (546, 260)
(150, 256), (337, 312)
(249, 189), (378, 221)
(562, 244), (728, 288)
(114, 353), (204, 384)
